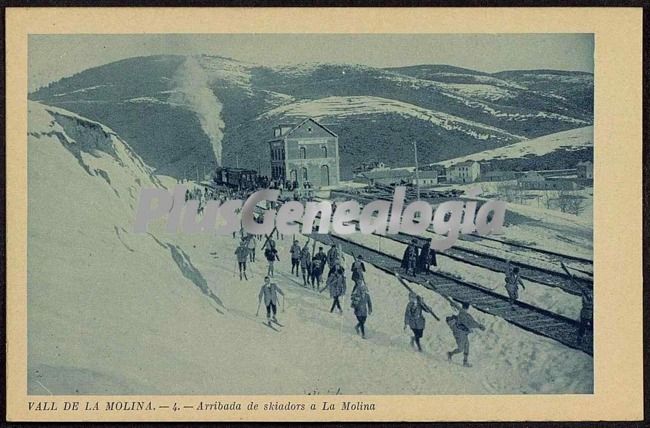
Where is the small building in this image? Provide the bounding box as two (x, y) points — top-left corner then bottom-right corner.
(518, 171), (578, 190)
(447, 160), (480, 183)
(411, 170), (439, 187)
(353, 161), (388, 174)
(576, 161), (593, 179)
(268, 118), (340, 189)
(357, 168), (413, 186)
(482, 170), (518, 182)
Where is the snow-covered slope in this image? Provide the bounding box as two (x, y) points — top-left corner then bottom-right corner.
(27, 102), (592, 394)
(30, 56), (593, 178)
(439, 126), (593, 166)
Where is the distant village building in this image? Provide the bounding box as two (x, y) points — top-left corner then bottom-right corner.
(447, 161), (481, 183)
(517, 171), (578, 190)
(482, 170), (518, 182)
(353, 161), (388, 174)
(411, 170), (439, 187)
(576, 161), (593, 179)
(268, 118), (340, 188)
(356, 168), (412, 186)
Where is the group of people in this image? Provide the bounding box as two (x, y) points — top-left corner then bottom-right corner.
(400, 238), (438, 277)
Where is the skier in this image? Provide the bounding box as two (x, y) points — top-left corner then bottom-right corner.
(321, 265), (346, 314)
(504, 260), (525, 307)
(350, 254), (366, 289)
(401, 239), (419, 276)
(403, 291), (438, 352)
(561, 261), (593, 345)
(326, 243), (339, 274)
(300, 240), (312, 286)
(264, 241), (280, 277)
(446, 300), (485, 367)
(290, 240), (302, 277)
(234, 240), (249, 281)
(310, 246), (327, 289)
(350, 280), (372, 339)
(246, 234), (257, 262)
(257, 276), (285, 326)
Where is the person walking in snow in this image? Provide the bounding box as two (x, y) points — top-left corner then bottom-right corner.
(351, 254), (366, 290)
(290, 240), (301, 277)
(404, 291), (438, 352)
(300, 240), (312, 287)
(350, 281), (372, 339)
(246, 234), (257, 262)
(561, 261), (593, 345)
(321, 265), (346, 314)
(264, 241), (280, 277)
(310, 246), (327, 289)
(235, 240), (249, 281)
(257, 276), (284, 326)
(504, 260), (525, 307)
(401, 239), (419, 276)
(446, 300), (485, 367)
(326, 243), (340, 274)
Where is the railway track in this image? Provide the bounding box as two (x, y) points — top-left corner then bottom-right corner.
(304, 230), (593, 356)
(326, 191), (593, 293)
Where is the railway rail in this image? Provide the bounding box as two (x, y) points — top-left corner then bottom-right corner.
(304, 231), (593, 355)
(326, 191), (593, 292)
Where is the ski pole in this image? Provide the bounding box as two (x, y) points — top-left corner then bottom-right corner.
(282, 296), (285, 313)
(256, 300), (261, 316)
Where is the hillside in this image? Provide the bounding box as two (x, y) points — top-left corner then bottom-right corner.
(27, 102), (592, 394)
(438, 125), (593, 170)
(30, 55), (593, 178)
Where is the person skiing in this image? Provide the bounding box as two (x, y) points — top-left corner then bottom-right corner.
(561, 261), (593, 345)
(257, 276), (285, 326)
(264, 241), (280, 277)
(350, 254), (366, 289)
(300, 241), (312, 287)
(310, 246), (327, 289)
(403, 291), (438, 352)
(350, 280), (372, 339)
(326, 243), (339, 274)
(246, 234), (257, 262)
(321, 265), (346, 314)
(446, 300), (485, 367)
(504, 260), (525, 307)
(290, 240), (302, 277)
(234, 240), (249, 281)
(401, 239), (419, 276)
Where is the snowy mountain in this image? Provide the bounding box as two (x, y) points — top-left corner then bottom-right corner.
(439, 125), (593, 170)
(30, 55), (593, 178)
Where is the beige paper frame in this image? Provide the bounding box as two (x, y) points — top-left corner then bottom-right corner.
(5, 7), (644, 422)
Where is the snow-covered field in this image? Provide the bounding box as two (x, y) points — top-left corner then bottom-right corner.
(261, 95), (526, 141)
(26, 102), (593, 395)
(438, 126), (593, 166)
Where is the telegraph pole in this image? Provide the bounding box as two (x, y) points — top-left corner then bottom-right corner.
(413, 141), (420, 200)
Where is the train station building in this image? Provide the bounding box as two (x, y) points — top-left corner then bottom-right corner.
(268, 118), (340, 189)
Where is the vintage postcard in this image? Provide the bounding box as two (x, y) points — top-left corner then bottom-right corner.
(5, 7), (644, 422)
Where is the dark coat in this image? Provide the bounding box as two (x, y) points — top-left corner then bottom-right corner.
(401, 245), (418, 269)
(352, 288), (372, 317)
(327, 272), (346, 298)
(351, 261), (366, 282)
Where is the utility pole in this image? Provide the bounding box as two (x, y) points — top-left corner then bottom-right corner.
(413, 141), (420, 200)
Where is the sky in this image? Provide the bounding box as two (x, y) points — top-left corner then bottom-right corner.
(28, 33), (594, 91)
